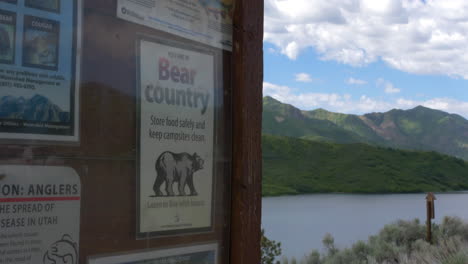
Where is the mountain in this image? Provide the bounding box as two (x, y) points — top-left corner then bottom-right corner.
(0, 94), (70, 122)
(263, 96), (371, 144)
(263, 96), (468, 160)
(263, 134), (468, 196)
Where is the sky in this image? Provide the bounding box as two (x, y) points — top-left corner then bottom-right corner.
(263, 0), (468, 118)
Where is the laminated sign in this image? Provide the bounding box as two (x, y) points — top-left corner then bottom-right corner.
(117, 0), (234, 51)
(0, 0), (82, 142)
(0, 165), (81, 264)
(137, 37), (215, 236)
(89, 243), (218, 264)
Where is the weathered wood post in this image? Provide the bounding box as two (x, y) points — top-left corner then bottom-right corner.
(231, 1), (264, 264)
(426, 192), (436, 243)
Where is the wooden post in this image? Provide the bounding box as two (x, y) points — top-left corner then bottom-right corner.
(230, 0), (264, 264)
(426, 192), (436, 243)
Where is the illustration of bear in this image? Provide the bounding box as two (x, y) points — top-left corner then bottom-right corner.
(153, 151), (204, 197)
(43, 234), (78, 264)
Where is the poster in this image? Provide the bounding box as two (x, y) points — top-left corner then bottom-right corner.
(89, 243), (218, 264)
(0, 165), (81, 264)
(117, 0), (233, 51)
(0, 0), (81, 142)
(137, 37), (215, 236)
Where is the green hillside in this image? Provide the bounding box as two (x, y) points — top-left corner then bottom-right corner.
(303, 108), (383, 143)
(263, 96), (468, 160)
(361, 107), (468, 159)
(262, 134), (468, 196)
(263, 97), (370, 144)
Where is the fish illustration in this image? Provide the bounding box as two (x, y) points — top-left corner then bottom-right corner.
(43, 235), (78, 264)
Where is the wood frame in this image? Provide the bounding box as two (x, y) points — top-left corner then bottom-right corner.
(230, 1), (264, 264)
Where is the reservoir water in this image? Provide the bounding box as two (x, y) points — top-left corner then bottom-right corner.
(262, 193), (468, 260)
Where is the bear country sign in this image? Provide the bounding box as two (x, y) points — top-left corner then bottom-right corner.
(0, 165), (81, 264)
(137, 36), (216, 237)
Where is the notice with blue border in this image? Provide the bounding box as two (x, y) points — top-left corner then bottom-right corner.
(0, 0), (81, 142)
(117, 0), (233, 51)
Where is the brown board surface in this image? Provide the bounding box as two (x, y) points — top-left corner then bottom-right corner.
(0, 0), (263, 263)
(0, 1), (232, 263)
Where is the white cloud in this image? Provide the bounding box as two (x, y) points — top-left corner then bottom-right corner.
(267, 47), (277, 54)
(295, 73), (313, 82)
(285, 42), (300, 60)
(397, 97), (468, 117)
(264, 82), (353, 110)
(264, 82), (392, 113)
(385, 85), (401, 94)
(264, 0), (468, 79)
(347, 78), (367, 85)
(377, 78), (401, 94)
(263, 82), (468, 117)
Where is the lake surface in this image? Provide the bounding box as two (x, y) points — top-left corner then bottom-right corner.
(262, 193), (468, 260)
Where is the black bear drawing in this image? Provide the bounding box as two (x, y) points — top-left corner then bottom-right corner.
(153, 151), (204, 197)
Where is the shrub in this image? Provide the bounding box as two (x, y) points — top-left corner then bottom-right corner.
(281, 217), (468, 264)
(261, 229), (282, 264)
(438, 216), (468, 241)
(303, 250), (321, 264)
(322, 233), (338, 256)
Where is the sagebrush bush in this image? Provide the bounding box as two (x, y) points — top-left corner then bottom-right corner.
(279, 216), (468, 264)
(439, 216), (468, 241)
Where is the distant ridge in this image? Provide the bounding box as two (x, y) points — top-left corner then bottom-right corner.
(0, 94), (70, 122)
(263, 96), (468, 160)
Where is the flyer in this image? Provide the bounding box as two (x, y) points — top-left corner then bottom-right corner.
(89, 243), (218, 264)
(0, 165), (81, 264)
(137, 37), (215, 236)
(117, 0), (234, 51)
(0, 0), (81, 142)
(0, 0), (17, 5)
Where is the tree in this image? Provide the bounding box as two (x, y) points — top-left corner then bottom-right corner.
(261, 229), (282, 264)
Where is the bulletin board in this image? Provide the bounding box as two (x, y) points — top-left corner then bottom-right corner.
(0, 0), (264, 264)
